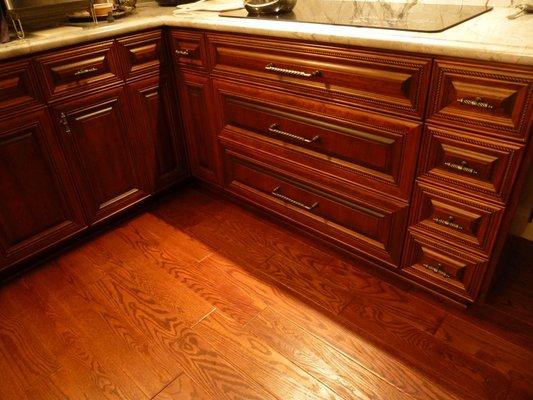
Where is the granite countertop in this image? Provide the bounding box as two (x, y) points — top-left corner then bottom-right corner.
(0, 1), (532, 65)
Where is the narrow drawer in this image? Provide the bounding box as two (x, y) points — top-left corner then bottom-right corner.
(428, 60), (533, 141)
(402, 231), (487, 302)
(170, 29), (208, 70)
(0, 59), (42, 114)
(418, 125), (524, 203)
(117, 30), (164, 79)
(214, 79), (422, 201)
(221, 145), (409, 267)
(409, 183), (504, 255)
(208, 33), (431, 119)
(34, 40), (122, 100)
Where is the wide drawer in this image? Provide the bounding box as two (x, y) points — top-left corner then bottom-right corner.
(402, 231), (487, 302)
(117, 30), (165, 79)
(0, 59), (42, 115)
(428, 60), (533, 141)
(170, 29), (208, 71)
(409, 182), (504, 255)
(221, 144), (409, 267)
(208, 33), (431, 119)
(213, 79), (422, 201)
(34, 40), (122, 101)
(417, 125), (524, 203)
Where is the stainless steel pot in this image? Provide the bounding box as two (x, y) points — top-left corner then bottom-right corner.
(243, 0), (297, 15)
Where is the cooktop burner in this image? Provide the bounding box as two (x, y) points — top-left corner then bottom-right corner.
(220, 1), (492, 33)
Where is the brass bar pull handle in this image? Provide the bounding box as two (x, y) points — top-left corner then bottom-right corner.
(422, 262), (451, 279)
(175, 49), (191, 56)
(271, 186), (318, 211)
(74, 67), (98, 77)
(59, 112), (71, 135)
(268, 124), (320, 144)
(265, 63), (320, 78)
(457, 97), (494, 110)
(444, 160), (479, 176)
(433, 216), (464, 231)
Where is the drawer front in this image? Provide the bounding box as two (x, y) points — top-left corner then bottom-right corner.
(409, 183), (504, 255)
(0, 59), (42, 114)
(428, 60), (533, 141)
(34, 40), (122, 100)
(418, 125), (524, 203)
(208, 33), (431, 119)
(221, 145), (408, 267)
(117, 30), (164, 79)
(402, 231), (487, 302)
(170, 29), (208, 70)
(214, 79), (422, 201)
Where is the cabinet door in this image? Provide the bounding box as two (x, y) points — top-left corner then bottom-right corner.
(126, 74), (187, 192)
(52, 87), (148, 225)
(0, 109), (86, 272)
(177, 71), (219, 183)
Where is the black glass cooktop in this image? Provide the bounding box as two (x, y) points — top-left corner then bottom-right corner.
(220, 1), (492, 33)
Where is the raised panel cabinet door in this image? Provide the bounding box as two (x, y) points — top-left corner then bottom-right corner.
(126, 74), (188, 192)
(0, 109), (86, 271)
(52, 87), (149, 225)
(178, 71), (219, 183)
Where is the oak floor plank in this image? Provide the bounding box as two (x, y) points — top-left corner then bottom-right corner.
(153, 372), (213, 400)
(195, 310), (342, 400)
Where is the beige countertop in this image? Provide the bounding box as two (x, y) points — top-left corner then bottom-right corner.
(1, 1), (532, 65)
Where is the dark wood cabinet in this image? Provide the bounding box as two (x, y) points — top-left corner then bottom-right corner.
(50, 86), (148, 225)
(0, 108), (87, 272)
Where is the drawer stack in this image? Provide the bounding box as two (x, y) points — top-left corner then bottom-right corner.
(207, 33), (432, 269)
(403, 60), (533, 303)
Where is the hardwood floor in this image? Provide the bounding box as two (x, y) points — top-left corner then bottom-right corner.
(0, 186), (531, 400)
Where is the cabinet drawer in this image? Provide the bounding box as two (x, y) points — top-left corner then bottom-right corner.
(409, 183), (504, 255)
(221, 145), (408, 267)
(170, 29), (208, 70)
(117, 30), (164, 79)
(418, 125), (524, 203)
(214, 80), (422, 201)
(428, 60), (533, 141)
(0, 59), (42, 114)
(34, 40), (122, 100)
(208, 33), (431, 119)
(402, 231), (487, 302)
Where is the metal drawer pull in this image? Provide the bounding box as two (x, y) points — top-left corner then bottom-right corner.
(265, 63), (320, 78)
(444, 160), (479, 176)
(74, 67), (98, 77)
(175, 49), (191, 56)
(422, 262), (451, 279)
(59, 112), (71, 135)
(457, 97), (494, 110)
(271, 186), (318, 211)
(268, 124), (320, 144)
(433, 216), (464, 231)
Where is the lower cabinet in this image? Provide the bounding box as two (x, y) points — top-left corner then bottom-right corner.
(50, 86), (149, 225)
(0, 108), (87, 272)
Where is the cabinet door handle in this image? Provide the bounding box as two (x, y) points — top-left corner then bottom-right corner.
(457, 97), (494, 110)
(444, 160), (479, 176)
(74, 67), (98, 77)
(422, 262), (451, 279)
(175, 49), (192, 56)
(265, 63), (320, 78)
(59, 112), (71, 135)
(433, 216), (464, 231)
(268, 124), (320, 144)
(271, 186), (318, 211)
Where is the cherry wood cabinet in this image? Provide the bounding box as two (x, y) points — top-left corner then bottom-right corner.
(0, 108), (87, 272)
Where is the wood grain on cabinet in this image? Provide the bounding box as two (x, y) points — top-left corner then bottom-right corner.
(0, 59), (42, 115)
(213, 78), (422, 201)
(207, 33), (431, 119)
(0, 108), (86, 271)
(116, 30), (165, 80)
(170, 29), (208, 71)
(50, 87), (148, 225)
(427, 59), (533, 141)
